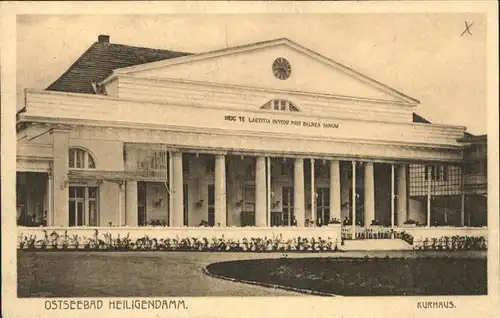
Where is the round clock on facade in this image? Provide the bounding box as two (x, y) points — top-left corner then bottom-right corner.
(272, 57), (291, 80)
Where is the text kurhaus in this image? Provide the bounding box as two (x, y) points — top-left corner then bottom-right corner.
(417, 301), (455, 309)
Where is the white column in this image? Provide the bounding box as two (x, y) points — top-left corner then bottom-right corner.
(460, 165), (465, 226)
(118, 183), (124, 226)
(46, 171), (53, 226)
(172, 152), (184, 227)
(255, 156), (267, 226)
(364, 162), (375, 227)
(397, 164), (407, 225)
(266, 157), (271, 226)
(168, 151), (173, 226)
(215, 154), (227, 226)
(427, 165), (432, 227)
(351, 161), (356, 239)
(125, 181), (138, 226)
(52, 129), (69, 227)
(294, 158), (305, 227)
(390, 164), (395, 228)
(310, 159), (316, 224)
(329, 160), (341, 221)
(461, 193), (466, 227)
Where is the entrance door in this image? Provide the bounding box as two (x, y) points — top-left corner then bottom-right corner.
(208, 184), (215, 226)
(241, 185), (256, 226)
(282, 187), (294, 226)
(316, 187), (330, 225)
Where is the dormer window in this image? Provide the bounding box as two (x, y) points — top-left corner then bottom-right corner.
(69, 148), (96, 169)
(261, 99), (299, 112)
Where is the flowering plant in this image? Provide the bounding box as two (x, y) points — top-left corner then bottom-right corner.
(414, 236), (487, 251)
(17, 231), (342, 253)
(329, 218), (341, 224)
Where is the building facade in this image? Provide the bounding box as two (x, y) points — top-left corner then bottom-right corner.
(16, 35), (488, 236)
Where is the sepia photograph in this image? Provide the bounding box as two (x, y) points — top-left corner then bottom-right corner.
(1, 2), (499, 318)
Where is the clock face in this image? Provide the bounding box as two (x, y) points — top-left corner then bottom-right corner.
(272, 57), (291, 80)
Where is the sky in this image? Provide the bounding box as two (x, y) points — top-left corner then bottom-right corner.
(16, 13), (487, 134)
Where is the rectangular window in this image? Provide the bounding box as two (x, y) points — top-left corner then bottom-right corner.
(280, 160), (293, 176)
(242, 186), (255, 212)
(69, 150), (75, 168)
(208, 185), (215, 226)
(69, 186), (98, 227)
(88, 186), (98, 226)
(88, 200), (98, 226)
(75, 150), (85, 169)
(182, 156), (190, 174)
(282, 187), (294, 226)
(424, 165), (443, 181)
(441, 165), (448, 181)
(316, 187), (330, 224)
(183, 184), (188, 226)
(206, 156), (215, 174)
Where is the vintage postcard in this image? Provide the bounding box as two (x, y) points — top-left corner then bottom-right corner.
(1, 1), (499, 317)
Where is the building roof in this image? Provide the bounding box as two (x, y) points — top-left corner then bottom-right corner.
(458, 132), (487, 143)
(46, 35), (192, 94)
(412, 113), (431, 124)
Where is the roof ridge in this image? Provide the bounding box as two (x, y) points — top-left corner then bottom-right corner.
(46, 40), (192, 94)
(98, 41), (192, 55)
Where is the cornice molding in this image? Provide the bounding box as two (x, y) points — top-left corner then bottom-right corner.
(23, 89), (466, 131)
(25, 116), (466, 152)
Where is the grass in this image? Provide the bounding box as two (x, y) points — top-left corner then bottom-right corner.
(18, 252), (200, 297)
(205, 257), (487, 296)
(18, 251), (487, 297)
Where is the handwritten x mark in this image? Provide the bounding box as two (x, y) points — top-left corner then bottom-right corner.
(461, 21), (474, 36)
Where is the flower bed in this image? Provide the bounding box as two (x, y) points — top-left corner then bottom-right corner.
(413, 236), (487, 251)
(17, 229), (341, 252)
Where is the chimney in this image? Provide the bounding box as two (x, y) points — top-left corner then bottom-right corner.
(98, 34), (110, 43)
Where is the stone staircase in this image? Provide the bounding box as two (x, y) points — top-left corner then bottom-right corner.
(341, 239), (414, 251)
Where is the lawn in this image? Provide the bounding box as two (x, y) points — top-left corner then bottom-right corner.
(205, 257), (487, 296)
(18, 251), (487, 297)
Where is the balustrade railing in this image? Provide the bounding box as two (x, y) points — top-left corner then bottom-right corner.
(341, 226), (396, 240)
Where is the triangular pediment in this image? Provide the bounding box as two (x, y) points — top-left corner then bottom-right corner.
(108, 38), (419, 105)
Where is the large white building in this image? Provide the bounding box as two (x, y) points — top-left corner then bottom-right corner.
(16, 35), (487, 239)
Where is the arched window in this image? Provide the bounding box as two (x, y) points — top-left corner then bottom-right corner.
(68, 148), (96, 169)
(261, 99), (299, 112)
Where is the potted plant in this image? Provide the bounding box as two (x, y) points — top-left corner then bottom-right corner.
(403, 219), (417, 227)
(328, 218), (341, 227)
